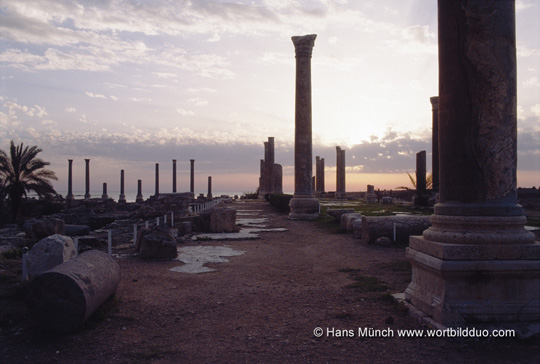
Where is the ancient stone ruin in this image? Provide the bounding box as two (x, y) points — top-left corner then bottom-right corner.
(258, 137), (283, 197)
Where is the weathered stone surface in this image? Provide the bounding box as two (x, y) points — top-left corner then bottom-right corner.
(65, 224), (90, 236)
(136, 227), (178, 259)
(27, 250), (121, 333)
(25, 217), (65, 240)
(352, 219), (363, 239)
(361, 216), (431, 244)
(200, 207), (237, 233)
(289, 34), (319, 219)
(326, 209), (353, 221)
(27, 234), (76, 280)
(340, 213), (362, 233)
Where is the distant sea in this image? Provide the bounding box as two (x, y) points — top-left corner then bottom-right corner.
(53, 191), (247, 203)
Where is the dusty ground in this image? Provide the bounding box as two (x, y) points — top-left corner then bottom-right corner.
(1, 200), (539, 364)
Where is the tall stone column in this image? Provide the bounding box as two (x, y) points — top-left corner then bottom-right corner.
(67, 159), (74, 200)
(320, 158), (325, 193)
(172, 159), (177, 193)
(102, 183), (108, 199)
(155, 163), (159, 197)
(315, 156), (321, 194)
(405, 0), (539, 330)
(430, 96), (439, 192)
(414, 150), (428, 206)
(136, 179), (143, 203)
(190, 159), (195, 194)
(289, 34), (319, 219)
(258, 159), (264, 198)
(118, 170), (126, 203)
(207, 176), (212, 200)
(266, 137), (275, 194)
(273, 164), (283, 194)
(84, 159), (91, 199)
(336, 147), (346, 198)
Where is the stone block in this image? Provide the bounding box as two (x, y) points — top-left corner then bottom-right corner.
(27, 234), (76, 280)
(137, 227), (178, 259)
(65, 224), (91, 236)
(200, 207), (237, 233)
(340, 213), (362, 233)
(25, 218), (65, 240)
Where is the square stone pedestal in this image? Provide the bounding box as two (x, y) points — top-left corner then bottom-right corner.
(288, 195), (320, 220)
(405, 236), (540, 332)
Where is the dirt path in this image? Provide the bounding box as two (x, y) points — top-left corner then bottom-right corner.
(1, 200), (539, 363)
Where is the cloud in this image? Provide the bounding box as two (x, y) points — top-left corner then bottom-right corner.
(65, 107), (77, 113)
(176, 108), (194, 116)
(85, 91), (106, 99)
(523, 77), (540, 88)
(188, 98), (209, 106)
(3, 101), (48, 118)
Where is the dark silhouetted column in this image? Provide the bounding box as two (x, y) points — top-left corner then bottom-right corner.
(207, 176), (212, 200)
(172, 159), (177, 193)
(289, 34), (319, 219)
(414, 150), (427, 206)
(102, 183), (108, 199)
(67, 159), (74, 200)
(190, 159), (195, 193)
(155, 163), (159, 197)
(84, 159), (91, 199)
(136, 179), (143, 203)
(406, 0), (539, 329)
(118, 170), (126, 203)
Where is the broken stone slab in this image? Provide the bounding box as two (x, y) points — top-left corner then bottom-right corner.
(236, 218), (270, 227)
(27, 234), (76, 280)
(340, 213), (362, 233)
(326, 209), (354, 221)
(171, 245), (245, 274)
(136, 227), (178, 259)
(352, 219), (363, 239)
(200, 207), (237, 233)
(361, 215), (432, 244)
(27, 249), (121, 333)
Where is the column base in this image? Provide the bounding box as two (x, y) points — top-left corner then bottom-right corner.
(84, 194), (91, 199)
(118, 194), (126, 203)
(405, 236), (540, 327)
(288, 195), (319, 220)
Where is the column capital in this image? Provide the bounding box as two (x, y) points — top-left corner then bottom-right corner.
(292, 34), (317, 58)
(430, 96), (439, 110)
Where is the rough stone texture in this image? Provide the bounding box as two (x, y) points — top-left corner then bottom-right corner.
(361, 216), (431, 245)
(65, 224), (90, 236)
(25, 217), (66, 240)
(326, 209), (353, 221)
(273, 163), (283, 195)
(340, 213), (362, 233)
(27, 250), (121, 333)
(415, 151), (428, 206)
(430, 96), (439, 192)
(27, 234), (76, 280)
(352, 219), (363, 239)
(406, 0), (540, 330)
(200, 207), (237, 233)
(136, 227), (178, 259)
(289, 34), (319, 219)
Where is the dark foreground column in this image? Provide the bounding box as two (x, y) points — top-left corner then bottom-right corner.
(101, 182), (108, 199)
(289, 34), (319, 219)
(172, 159), (177, 193)
(207, 176), (212, 200)
(67, 159), (74, 200)
(84, 159), (91, 199)
(405, 0), (539, 332)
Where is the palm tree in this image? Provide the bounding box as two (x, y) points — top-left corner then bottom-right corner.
(396, 172), (433, 190)
(0, 141), (58, 222)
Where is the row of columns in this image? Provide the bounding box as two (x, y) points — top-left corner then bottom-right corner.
(66, 159), (198, 202)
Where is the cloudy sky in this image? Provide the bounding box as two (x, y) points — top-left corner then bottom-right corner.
(1, 0), (539, 197)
